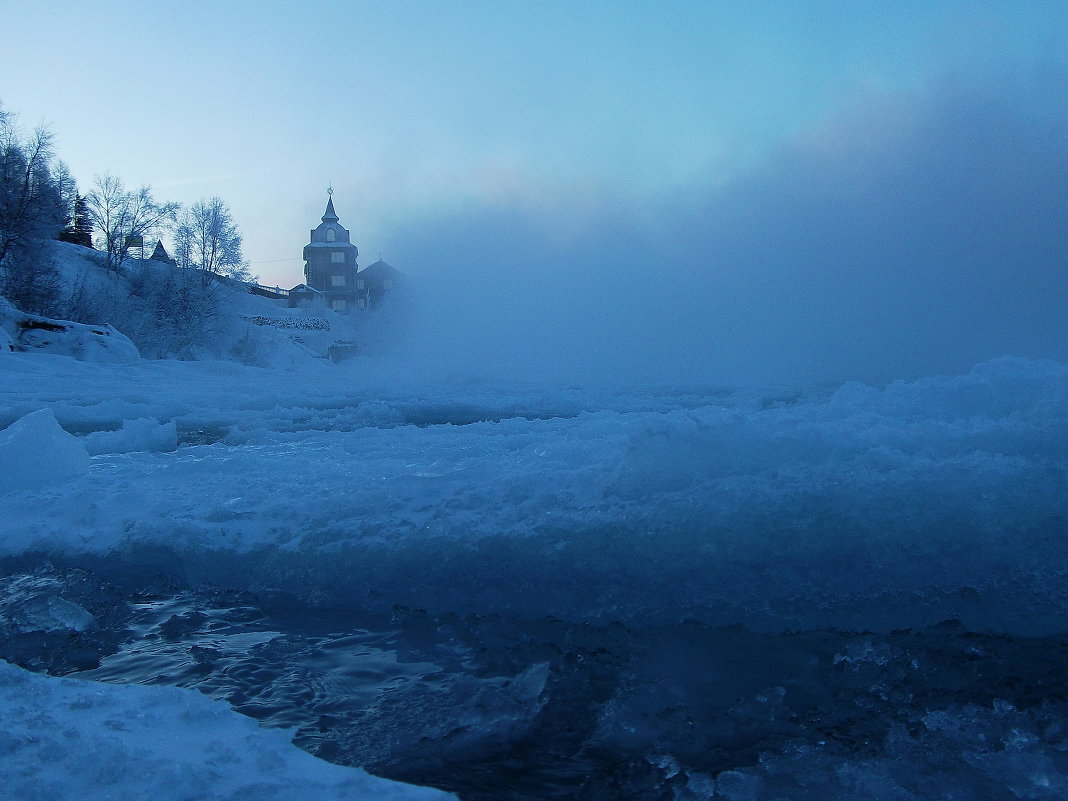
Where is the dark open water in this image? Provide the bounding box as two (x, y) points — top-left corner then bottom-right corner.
(3, 561), (1068, 800)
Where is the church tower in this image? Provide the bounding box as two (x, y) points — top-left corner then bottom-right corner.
(303, 194), (359, 312)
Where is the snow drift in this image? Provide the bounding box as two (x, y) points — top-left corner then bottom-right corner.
(0, 296), (139, 363)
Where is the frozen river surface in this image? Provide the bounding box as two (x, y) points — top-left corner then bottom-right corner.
(1, 353), (1067, 799)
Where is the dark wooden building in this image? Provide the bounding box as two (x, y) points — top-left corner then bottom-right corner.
(287, 283), (323, 308)
(303, 196), (359, 312)
(299, 194), (406, 313)
(149, 240), (177, 266)
(358, 259), (406, 308)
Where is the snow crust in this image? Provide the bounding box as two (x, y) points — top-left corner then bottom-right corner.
(0, 352), (1065, 635)
(81, 417), (178, 456)
(0, 660), (455, 801)
(0, 408), (90, 491)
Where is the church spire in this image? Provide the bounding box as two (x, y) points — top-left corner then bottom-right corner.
(322, 195), (339, 223)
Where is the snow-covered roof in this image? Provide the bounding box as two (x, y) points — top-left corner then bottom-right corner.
(305, 240), (356, 248)
(359, 259), (404, 277)
(149, 240), (171, 261)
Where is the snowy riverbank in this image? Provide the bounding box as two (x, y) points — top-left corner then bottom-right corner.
(0, 658), (454, 801)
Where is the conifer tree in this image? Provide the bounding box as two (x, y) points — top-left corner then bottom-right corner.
(59, 194), (93, 247)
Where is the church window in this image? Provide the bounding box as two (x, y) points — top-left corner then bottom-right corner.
(331, 274), (346, 287)
(326, 228), (336, 242)
(331, 251), (344, 263)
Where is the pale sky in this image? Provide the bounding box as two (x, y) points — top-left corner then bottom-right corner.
(2, 1), (1060, 286)
(3, 1), (1067, 384)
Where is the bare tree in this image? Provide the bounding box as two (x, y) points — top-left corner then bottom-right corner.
(0, 109), (66, 265)
(174, 196), (251, 284)
(51, 160), (80, 238)
(85, 173), (178, 271)
(0, 106), (67, 313)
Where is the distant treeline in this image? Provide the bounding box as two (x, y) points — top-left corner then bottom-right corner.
(0, 100), (252, 318)
(0, 100), (258, 358)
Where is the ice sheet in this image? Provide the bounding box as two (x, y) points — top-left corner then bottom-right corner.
(1, 352), (1065, 635)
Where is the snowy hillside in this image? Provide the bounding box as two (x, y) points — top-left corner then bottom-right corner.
(8, 240), (367, 366)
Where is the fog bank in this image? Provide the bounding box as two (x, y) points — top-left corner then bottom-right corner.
(371, 69), (1067, 388)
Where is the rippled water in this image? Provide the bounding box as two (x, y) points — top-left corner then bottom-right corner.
(4, 562), (1068, 800)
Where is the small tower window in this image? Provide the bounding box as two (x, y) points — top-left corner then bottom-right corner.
(331, 274), (346, 287)
(326, 228), (336, 242)
(331, 251), (344, 263)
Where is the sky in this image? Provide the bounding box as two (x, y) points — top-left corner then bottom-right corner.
(3, 1), (1067, 385)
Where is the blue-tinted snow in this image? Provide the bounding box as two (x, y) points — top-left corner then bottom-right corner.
(0, 659), (455, 801)
(0, 353), (1065, 634)
(2, 351), (1067, 799)
(0, 408), (90, 491)
(0, 295), (141, 364)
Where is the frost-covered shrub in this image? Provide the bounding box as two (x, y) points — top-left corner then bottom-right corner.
(116, 262), (221, 358)
(247, 315), (330, 331)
